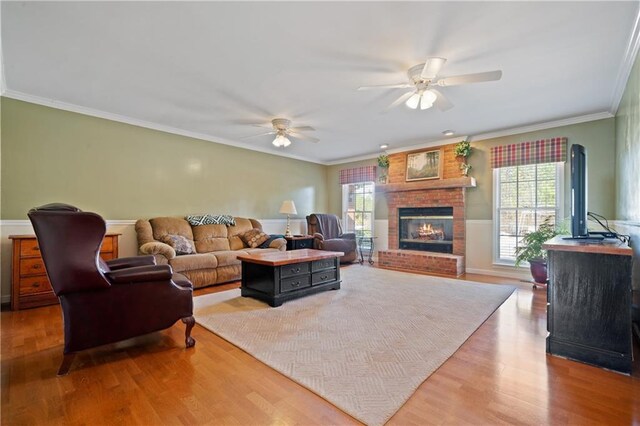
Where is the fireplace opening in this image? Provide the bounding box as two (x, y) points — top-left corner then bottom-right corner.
(398, 207), (453, 253)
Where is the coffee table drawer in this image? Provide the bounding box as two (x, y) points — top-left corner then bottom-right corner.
(280, 275), (311, 293)
(281, 262), (310, 278)
(312, 258), (336, 272)
(312, 269), (336, 285)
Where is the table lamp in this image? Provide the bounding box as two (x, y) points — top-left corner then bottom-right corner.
(279, 200), (297, 238)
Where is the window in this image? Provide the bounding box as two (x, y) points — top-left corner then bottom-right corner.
(342, 182), (375, 242)
(494, 162), (563, 264)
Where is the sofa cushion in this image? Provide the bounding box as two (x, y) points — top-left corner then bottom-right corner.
(169, 253), (218, 273)
(240, 228), (270, 248)
(186, 214), (236, 227)
(161, 234), (196, 255)
(150, 217), (194, 242)
(213, 250), (247, 267)
(192, 224), (230, 253)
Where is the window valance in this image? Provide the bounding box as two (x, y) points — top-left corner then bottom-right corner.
(339, 165), (377, 185)
(490, 137), (567, 169)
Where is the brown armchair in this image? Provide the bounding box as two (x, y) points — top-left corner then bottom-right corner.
(28, 203), (195, 375)
(306, 213), (358, 263)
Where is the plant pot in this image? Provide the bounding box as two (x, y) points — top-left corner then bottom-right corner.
(529, 258), (548, 284)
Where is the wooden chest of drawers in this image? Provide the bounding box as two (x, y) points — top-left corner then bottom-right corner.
(9, 234), (120, 310)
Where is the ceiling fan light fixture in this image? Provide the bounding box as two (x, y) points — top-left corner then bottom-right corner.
(405, 92), (421, 109)
(380, 144), (389, 149)
(420, 90), (438, 110)
(442, 130), (455, 136)
(272, 134), (291, 147)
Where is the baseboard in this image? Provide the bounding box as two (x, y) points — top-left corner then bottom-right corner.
(465, 267), (531, 281)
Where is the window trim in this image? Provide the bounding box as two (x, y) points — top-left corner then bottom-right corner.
(492, 162), (564, 266)
(341, 181), (375, 238)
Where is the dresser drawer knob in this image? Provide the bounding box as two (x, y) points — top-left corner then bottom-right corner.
(33, 265), (41, 270)
(32, 282), (40, 288)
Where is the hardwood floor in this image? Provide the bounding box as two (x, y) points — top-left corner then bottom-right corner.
(2, 266), (639, 425)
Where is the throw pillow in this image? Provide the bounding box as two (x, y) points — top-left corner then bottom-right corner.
(160, 234), (196, 255)
(139, 241), (177, 259)
(186, 214), (236, 227)
(240, 228), (270, 248)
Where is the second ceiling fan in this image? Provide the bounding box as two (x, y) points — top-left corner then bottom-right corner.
(358, 57), (502, 111)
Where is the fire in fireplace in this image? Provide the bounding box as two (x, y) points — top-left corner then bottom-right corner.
(398, 207), (454, 253)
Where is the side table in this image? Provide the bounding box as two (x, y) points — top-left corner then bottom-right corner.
(285, 235), (314, 251)
(358, 236), (377, 265)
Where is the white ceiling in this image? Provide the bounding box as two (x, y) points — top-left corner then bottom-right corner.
(2, 2), (638, 164)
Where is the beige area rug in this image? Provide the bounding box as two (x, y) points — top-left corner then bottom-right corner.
(194, 266), (515, 425)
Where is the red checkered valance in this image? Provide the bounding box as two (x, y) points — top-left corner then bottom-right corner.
(491, 137), (567, 169)
(339, 165), (377, 184)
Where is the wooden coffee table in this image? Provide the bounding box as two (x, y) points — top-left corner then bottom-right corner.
(237, 249), (343, 307)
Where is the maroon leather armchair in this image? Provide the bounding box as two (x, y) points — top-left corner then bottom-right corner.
(306, 213), (358, 263)
(28, 203), (195, 375)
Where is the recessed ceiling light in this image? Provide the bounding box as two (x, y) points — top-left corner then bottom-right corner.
(442, 130), (455, 136)
(380, 144), (389, 149)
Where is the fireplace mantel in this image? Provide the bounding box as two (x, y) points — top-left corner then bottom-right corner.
(375, 177), (476, 193)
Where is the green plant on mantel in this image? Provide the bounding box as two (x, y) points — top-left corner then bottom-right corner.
(454, 140), (472, 177)
(377, 154), (390, 184)
(454, 140), (471, 158)
(377, 154), (389, 168)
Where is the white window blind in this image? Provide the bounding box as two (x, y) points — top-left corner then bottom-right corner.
(494, 162), (562, 263)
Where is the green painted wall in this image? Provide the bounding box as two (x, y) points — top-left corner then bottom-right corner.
(0, 98), (328, 220)
(328, 118), (616, 222)
(615, 52), (640, 222)
(467, 118), (616, 220)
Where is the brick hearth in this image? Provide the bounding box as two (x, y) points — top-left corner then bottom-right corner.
(376, 144), (475, 276)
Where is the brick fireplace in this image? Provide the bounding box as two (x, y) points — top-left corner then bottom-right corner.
(376, 144), (475, 276)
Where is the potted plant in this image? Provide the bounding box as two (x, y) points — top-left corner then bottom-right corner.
(454, 140), (472, 176)
(514, 216), (562, 285)
(377, 154), (389, 183)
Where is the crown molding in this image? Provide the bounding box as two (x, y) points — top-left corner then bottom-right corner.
(1, 90), (326, 165)
(609, 5), (640, 115)
(328, 110), (612, 166)
(469, 111), (614, 143)
(327, 136), (467, 166)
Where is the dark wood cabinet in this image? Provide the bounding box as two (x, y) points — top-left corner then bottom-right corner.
(9, 233), (120, 310)
(285, 235), (314, 250)
(544, 236), (633, 374)
(238, 249), (342, 307)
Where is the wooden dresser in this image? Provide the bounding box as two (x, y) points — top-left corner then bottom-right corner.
(543, 236), (633, 374)
(9, 233), (120, 310)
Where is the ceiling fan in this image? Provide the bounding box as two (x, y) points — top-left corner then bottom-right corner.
(243, 118), (319, 147)
(358, 57), (502, 111)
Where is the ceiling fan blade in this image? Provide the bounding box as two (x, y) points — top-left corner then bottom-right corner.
(435, 70), (502, 87)
(357, 83), (412, 91)
(420, 57), (447, 79)
(252, 123), (274, 129)
(386, 91), (415, 110)
(240, 131), (275, 139)
(289, 132), (319, 143)
(289, 126), (316, 132)
(429, 88), (454, 111)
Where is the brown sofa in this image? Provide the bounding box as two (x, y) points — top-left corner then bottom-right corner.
(135, 216), (286, 288)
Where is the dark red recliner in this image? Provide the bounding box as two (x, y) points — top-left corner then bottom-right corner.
(28, 203), (195, 375)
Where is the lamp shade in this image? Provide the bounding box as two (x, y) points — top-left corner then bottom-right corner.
(279, 200), (297, 215)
